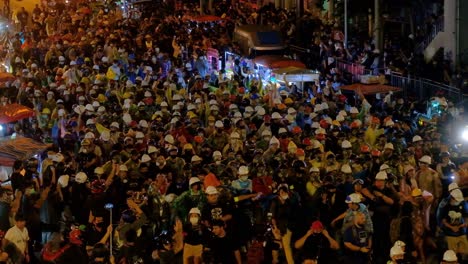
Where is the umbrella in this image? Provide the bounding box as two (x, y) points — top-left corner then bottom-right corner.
(0, 73), (15, 83)
(339, 83), (401, 95)
(0, 103), (35, 124)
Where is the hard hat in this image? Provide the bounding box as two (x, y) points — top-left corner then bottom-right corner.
(75, 172), (87, 183)
(412, 135), (422, 142)
(238, 166), (249, 175)
(375, 171), (388, 180)
(215, 120), (224, 128)
(341, 164), (352, 174)
(189, 177), (201, 186)
(341, 140), (352, 149)
(164, 134), (175, 144)
(419, 155), (432, 165)
(191, 155), (203, 163)
(189, 207), (201, 215)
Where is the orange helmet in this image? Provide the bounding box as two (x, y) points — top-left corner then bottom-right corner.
(371, 117), (380, 124)
(316, 134), (326, 141)
(360, 144), (371, 153)
(296, 148), (305, 156)
(292, 126), (302, 134)
(194, 136), (204, 143)
(371, 149), (381, 157)
(319, 119), (329, 129)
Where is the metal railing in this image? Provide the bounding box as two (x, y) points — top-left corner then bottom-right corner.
(415, 16), (445, 54)
(336, 60), (463, 103)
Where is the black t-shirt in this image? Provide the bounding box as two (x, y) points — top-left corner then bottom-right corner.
(159, 250), (182, 264)
(0, 202), (10, 232)
(301, 233), (333, 262)
(85, 225), (107, 247)
(208, 234), (240, 264)
(201, 202), (233, 224)
(10, 172), (25, 192)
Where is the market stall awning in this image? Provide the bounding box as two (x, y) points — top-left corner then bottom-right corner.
(339, 83), (401, 95)
(0, 137), (50, 167)
(0, 72), (15, 83)
(254, 56), (306, 69)
(0, 104), (35, 124)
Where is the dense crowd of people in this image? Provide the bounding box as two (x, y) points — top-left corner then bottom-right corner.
(0, 1), (466, 264)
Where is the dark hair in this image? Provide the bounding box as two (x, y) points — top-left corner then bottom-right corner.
(15, 213), (26, 222)
(211, 219), (224, 228)
(13, 160), (23, 170)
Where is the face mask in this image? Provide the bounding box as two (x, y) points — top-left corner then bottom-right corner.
(122, 179), (128, 183)
(82, 149), (88, 154)
(215, 160), (221, 165)
(240, 176), (248, 182)
(281, 195), (289, 200)
(189, 217), (199, 225)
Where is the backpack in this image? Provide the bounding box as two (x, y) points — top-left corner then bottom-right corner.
(389, 216), (409, 244)
(247, 240), (264, 264)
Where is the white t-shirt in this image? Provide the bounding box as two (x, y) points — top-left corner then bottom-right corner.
(5, 225), (29, 254)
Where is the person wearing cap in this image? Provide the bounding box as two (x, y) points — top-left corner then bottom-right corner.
(207, 121), (229, 151)
(343, 211), (372, 263)
(436, 184), (468, 257)
(77, 139), (99, 177)
(398, 165), (418, 204)
(201, 186), (233, 225)
(441, 249), (458, 264)
(331, 193), (373, 235)
(362, 171), (398, 263)
(182, 207), (206, 264)
(417, 155), (442, 202)
(63, 60), (82, 85)
(388, 245), (405, 264)
(294, 220), (339, 263)
(231, 166), (261, 252)
(172, 177), (206, 223)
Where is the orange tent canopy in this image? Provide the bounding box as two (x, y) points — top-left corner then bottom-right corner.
(254, 55), (306, 69)
(0, 73), (15, 83)
(0, 104), (35, 124)
(339, 83), (401, 95)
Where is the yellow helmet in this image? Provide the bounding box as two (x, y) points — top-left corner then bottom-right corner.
(42, 108), (51, 114)
(284, 98), (293, 105)
(97, 94), (106, 103)
(81, 139), (91, 146)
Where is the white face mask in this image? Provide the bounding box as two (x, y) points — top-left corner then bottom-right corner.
(189, 217), (199, 225)
(122, 179), (128, 184)
(240, 176), (248, 182)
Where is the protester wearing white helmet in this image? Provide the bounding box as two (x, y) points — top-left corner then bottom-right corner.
(417, 155), (442, 201)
